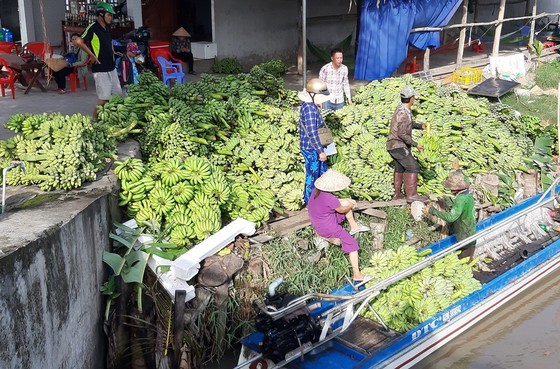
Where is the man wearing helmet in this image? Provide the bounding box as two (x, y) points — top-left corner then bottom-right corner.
(73, 2), (122, 120)
(298, 78), (330, 204)
(386, 85), (428, 203)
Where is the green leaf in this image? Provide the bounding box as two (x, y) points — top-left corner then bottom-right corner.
(149, 242), (181, 250)
(113, 221), (140, 235)
(121, 251), (149, 284)
(103, 251), (125, 275)
(146, 246), (179, 260)
(109, 233), (133, 249)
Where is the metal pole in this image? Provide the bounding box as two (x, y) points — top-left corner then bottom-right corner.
(492, 0), (507, 57)
(456, 0), (468, 69)
(303, 0), (307, 91)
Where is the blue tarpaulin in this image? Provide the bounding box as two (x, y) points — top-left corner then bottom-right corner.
(355, 0), (462, 81)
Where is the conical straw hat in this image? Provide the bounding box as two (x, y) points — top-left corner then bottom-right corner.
(172, 27), (191, 37)
(314, 169), (351, 192)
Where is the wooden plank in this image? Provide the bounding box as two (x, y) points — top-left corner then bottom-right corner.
(362, 208), (387, 219)
(252, 200), (402, 244)
(356, 199), (406, 209)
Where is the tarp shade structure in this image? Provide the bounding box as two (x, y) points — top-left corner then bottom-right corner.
(355, 0), (462, 81)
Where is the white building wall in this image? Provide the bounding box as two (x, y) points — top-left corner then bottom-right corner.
(30, 0), (65, 46)
(213, 0), (357, 66)
(537, 0), (560, 15)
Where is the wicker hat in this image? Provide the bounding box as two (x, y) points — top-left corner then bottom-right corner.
(45, 58), (69, 72)
(314, 169), (351, 192)
(172, 27), (191, 37)
(442, 171), (469, 191)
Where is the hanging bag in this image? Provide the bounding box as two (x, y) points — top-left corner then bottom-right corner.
(317, 126), (334, 146)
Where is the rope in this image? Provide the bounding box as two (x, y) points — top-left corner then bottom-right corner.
(38, 0), (52, 86)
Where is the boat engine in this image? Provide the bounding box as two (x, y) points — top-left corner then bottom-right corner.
(253, 279), (321, 363)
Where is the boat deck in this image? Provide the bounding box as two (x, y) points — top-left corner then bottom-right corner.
(337, 317), (400, 355)
(332, 229), (560, 356)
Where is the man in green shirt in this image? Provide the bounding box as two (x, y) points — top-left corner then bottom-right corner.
(423, 170), (476, 260)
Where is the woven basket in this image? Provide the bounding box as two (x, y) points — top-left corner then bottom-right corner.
(45, 58), (69, 72)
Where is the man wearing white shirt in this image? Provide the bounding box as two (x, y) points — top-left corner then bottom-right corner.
(319, 48), (352, 111)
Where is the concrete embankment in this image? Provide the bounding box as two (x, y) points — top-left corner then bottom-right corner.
(0, 172), (121, 368)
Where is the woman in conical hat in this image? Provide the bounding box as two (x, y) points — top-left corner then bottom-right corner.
(170, 27), (195, 75)
(308, 169), (370, 282)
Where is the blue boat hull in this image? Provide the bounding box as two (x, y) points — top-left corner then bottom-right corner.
(238, 186), (560, 369)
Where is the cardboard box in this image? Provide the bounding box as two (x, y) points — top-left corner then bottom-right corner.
(191, 42), (217, 59)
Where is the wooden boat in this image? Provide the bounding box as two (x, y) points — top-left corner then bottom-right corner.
(236, 179), (560, 369)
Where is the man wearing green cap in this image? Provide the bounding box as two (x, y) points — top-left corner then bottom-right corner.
(73, 2), (122, 120)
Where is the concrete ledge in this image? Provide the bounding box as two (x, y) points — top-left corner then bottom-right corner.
(0, 173), (120, 369)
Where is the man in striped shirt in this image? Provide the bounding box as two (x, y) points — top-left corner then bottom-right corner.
(319, 48), (352, 111)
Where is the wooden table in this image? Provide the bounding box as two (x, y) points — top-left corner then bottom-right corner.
(0, 52), (47, 94)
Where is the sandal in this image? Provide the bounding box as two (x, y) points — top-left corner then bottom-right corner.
(57, 89), (66, 94)
(349, 224), (370, 236)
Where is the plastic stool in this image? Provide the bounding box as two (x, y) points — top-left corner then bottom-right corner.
(404, 57), (421, 74)
(471, 42), (486, 53)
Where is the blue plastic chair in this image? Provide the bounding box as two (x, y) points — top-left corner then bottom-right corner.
(157, 56), (186, 88)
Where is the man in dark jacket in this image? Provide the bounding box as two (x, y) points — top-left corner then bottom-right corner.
(386, 85), (427, 203)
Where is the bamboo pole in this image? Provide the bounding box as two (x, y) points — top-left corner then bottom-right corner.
(492, 0), (507, 57)
(529, 0), (537, 47)
(456, 0), (468, 69)
(423, 48), (430, 71)
(410, 12), (560, 33)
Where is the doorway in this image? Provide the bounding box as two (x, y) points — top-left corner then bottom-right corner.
(178, 0), (213, 42)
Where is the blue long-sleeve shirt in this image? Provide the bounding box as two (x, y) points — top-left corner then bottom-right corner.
(299, 102), (324, 153)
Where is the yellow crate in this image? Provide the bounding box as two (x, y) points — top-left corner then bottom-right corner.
(452, 67), (482, 85)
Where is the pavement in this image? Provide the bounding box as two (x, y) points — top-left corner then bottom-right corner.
(0, 58), (369, 141)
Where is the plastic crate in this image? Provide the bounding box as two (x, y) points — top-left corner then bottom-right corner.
(452, 67), (482, 85)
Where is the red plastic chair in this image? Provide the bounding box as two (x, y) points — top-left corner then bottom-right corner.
(68, 55), (91, 93)
(148, 41), (183, 79)
(0, 42), (18, 54)
(0, 58), (16, 99)
(22, 42), (53, 61)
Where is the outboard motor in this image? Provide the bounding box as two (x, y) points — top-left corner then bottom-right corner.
(253, 278), (321, 363)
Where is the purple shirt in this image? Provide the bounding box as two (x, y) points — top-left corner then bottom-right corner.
(308, 191), (343, 235)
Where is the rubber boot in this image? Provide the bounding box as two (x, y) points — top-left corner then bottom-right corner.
(392, 172), (405, 200)
(403, 172), (428, 203)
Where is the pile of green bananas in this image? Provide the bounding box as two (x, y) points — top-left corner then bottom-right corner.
(361, 245), (481, 332)
(97, 71), (170, 140)
(329, 74), (542, 202)
(212, 57), (243, 74)
(250, 59), (288, 78)
(0, 113), (115, 190)
(114, 155), (276, 247)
